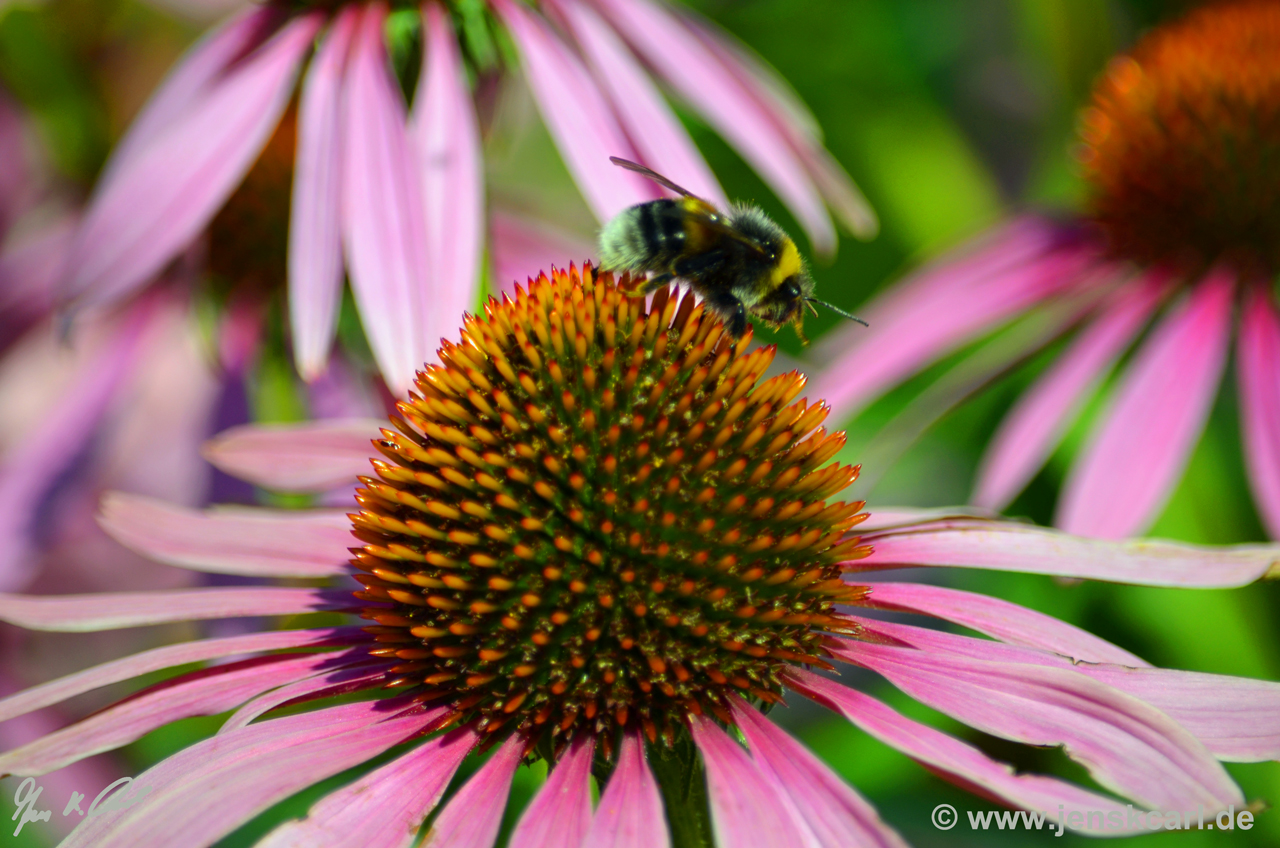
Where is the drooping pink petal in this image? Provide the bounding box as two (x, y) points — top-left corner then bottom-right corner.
(422, 732), (526, 848)
(828, 638), (1242, 811)
(490, 209), (595, 297)
(411, 2), (484, 357)
(858, 580), (1149, 666)
(1057, 269), (1235, 538)
(490, 0), (655, 222)
(688, 714), (817, 848)
(853, 617), (1280, 764)
(0, 677), (125, 840)
(510, 734), (595, 848)
(592, 0), (835, 251)
(854, 521), (1280, 586)
(59, 699), (443, 848)
(973, 273), (1166, 509)
(679, 13), (876, 238)
(786, 670), (1140, 834)
(96, 6), (282, 189)
(855, 508), (991, 532)
(0, 650), (368, 776)
(811, 223), (1099, 421)
(341, 2), (432, 394)
(730, 697), (909, 848)
(255, 725), (477, 848)
(290, 7), (357, 381)
(584, 729), (668, 848)
(219, 661), (390, 734)
(1237, 286), (1280, 539)
(0, 587), (352, 631)
(98, 493), (351, 577)
(552, 0), (726, 206)
(0, 298), (153, 590)
(64, 13), (321, 310)
(202, 418), (380, 491)
(0, 627), (366, 723)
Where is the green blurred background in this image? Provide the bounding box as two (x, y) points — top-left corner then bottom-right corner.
(1, 0), (1276, 845)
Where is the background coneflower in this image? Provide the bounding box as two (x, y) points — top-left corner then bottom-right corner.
(58, 0), (876, 394)
(1, 267), (1276, 847)
(810, 0), (1280, 541)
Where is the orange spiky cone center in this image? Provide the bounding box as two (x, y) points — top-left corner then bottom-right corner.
(348, 265), (870, 748)
(1079, 0), (1280, 274)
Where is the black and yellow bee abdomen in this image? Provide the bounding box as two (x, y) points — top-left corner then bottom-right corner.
(600, 198), (694, 273)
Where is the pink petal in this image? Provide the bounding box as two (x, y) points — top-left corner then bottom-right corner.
(811, 222), (1098, 420)
(592, 0), (834, 251)
(730, 697), (909, 848)
(96, 6), (281, 190)
(341, 2), (432, 394)
(64, 13), (320, 310)
(688, 714), (817, 848)
(0, 301), (151, 590)
(60, 699), (443, 848)
(202, 418), (380, 492)
(510, 734), (595, 848)
(256, 725), (477, 848)
(0, 627), (366, 723)
(489, 209), (595, 296)
(858, 580), (1150, 666)
(0, 674), (123, 840)
(856, 521), (1280, 586)
(680, 14), (876, 238)
(490, 0), (655, 221)
(584, 730), (669, 848)
(1237, 287), (1280, 538)
(0, 587), (352, 631)
(219, 661), (390, 734)
(290, 8), (357, 381)
(552, 0), (726, 206)
(973, 273), (1167, 509)
(1057, 269), (1235, 538)
(854, 618), (1280, 764)
(0, 650), (367, 776)
(827, 638), (1242, 811)
(98, 493), (351, 577)
(787, 670), (1141, 831)
(423, 732), (526, 848)
(411, 2), (484, 356)
(855, 508), (991, 531)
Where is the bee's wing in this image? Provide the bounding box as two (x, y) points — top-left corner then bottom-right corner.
(610, 157), (700, 199)
(683, 207), (773, 259)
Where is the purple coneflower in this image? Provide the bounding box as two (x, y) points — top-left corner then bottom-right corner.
(2, 266), (1277, 846)
(810, 0), (1280, 540)
(63, 0), (875, 395)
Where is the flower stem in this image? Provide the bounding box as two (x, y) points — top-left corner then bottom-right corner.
(647, 732), (715, 848)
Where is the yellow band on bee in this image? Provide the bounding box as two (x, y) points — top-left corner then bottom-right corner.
(770, 239), (803, 286)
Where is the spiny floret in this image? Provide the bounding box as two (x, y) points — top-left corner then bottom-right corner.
(349, 264), (870, 749)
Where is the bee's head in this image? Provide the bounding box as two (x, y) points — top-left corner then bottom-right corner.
(757, 271), (815, 342)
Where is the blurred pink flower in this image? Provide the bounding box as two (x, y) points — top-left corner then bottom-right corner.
(0, 266), (1276, 847)
(810, 1), (1280, 540)
(63, 0), (875, 396)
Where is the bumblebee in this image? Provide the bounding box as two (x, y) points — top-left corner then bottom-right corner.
(598, 157), (865, 340)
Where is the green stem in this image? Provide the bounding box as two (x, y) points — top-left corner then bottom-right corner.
(646, 732), (715, 848)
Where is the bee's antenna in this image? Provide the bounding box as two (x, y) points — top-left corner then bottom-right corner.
(806, 297), (869, 327)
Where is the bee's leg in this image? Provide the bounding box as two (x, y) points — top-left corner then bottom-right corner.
(638, 273), (674, 295)
(704, 289), (749, 338)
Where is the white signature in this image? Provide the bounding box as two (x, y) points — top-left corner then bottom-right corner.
(10, 776), (154, 836)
